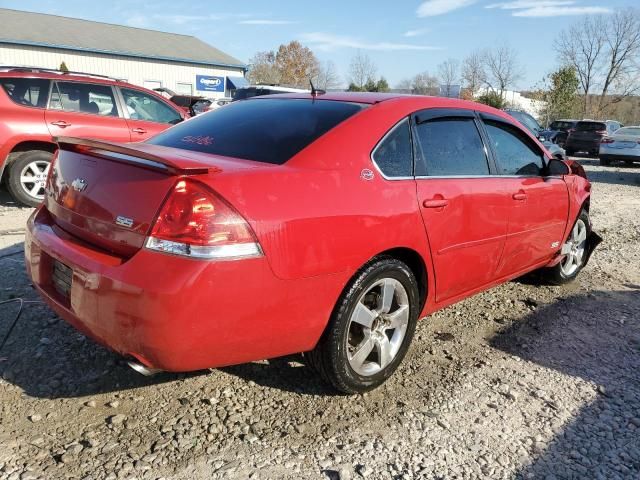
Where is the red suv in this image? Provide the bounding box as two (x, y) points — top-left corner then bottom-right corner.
(0, 67), (186, 206)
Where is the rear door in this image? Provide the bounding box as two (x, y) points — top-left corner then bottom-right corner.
(480, 114), (569, 277)
(118, 87), (184, 141)
(46, 81), (130, 143)
(412, 109), (509, 304)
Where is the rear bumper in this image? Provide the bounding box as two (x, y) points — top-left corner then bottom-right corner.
(598, 148), (640, 162)
(25, 207), (342, 371)
(566, 139), (600, 152)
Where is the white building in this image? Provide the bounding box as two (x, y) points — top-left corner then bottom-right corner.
(476, 87), (547, 119)
(0, 8), (248, 99)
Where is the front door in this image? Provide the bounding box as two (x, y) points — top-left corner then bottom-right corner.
(412, 109), (509, 304)
(481, 116), (569, 277)
(46, 81), (130, 143)
(119, 87), (184, 141)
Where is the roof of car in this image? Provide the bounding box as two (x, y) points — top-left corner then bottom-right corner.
(0, 68), (135, 87)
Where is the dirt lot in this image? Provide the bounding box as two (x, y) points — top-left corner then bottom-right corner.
(0, 158), (639, 480)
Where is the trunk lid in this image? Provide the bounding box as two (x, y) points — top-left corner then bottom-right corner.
(46, 137), (259, 257)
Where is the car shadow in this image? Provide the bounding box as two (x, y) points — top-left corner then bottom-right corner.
(491, 287), (640, 478)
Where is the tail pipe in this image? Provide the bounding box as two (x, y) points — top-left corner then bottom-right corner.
(127, 360), (163, 376)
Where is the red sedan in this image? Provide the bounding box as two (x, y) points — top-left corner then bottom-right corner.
(25, 93), (597, 393)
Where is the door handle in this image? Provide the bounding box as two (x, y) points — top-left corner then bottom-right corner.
(512, 192), (528, 201)
(131, 128), (147, 134)
(50, 120), (71, 128)
(423, 199), (449, 208)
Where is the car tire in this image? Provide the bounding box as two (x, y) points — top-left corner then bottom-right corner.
(543, 209), (591, 285)
(6, 150), (52, 207)
(624, 160), (635, 167)
(307, 257), (420, 394)
(600, 156), (611, 166)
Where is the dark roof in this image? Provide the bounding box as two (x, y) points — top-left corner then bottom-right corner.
(0, 8), (245, 69)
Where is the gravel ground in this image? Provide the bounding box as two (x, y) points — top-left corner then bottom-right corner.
(0, 158), (639, 480)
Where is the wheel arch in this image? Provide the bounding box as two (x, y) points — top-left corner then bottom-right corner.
(369, 247), (428, 312)
(1, 140), (57, 183)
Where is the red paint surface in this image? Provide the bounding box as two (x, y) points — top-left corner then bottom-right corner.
(25, 94), (590, 371)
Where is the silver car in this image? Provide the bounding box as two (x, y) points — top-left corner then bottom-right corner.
(599, 126), (640, 166)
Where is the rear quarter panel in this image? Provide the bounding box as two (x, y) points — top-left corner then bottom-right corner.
(200, 99), (435, 304)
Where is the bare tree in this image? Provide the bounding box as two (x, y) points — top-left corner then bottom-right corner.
(314, 60), (341, 90)
(411, 71), (439, 95)
(598, 8), (640, 112)
(554, 16), (606, 116)
(349, 51), (377, 90)
(461, 50), (486, 97)
(482, 45), (523, 98)
(395, 78), (414, 92)
(438, 58), (460, 97)
(247, 51), (280, 85)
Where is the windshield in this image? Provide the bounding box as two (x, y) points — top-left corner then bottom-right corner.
(149, 98), (367, 165)
(508, 111), (541, 134)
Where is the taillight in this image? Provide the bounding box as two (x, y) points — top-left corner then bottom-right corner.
(145, 179), (262, 260)
(568, 129), (575, 133)
(601, 137), (614, 144)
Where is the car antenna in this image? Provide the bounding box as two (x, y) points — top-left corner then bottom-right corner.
(309, 79), (326, 98)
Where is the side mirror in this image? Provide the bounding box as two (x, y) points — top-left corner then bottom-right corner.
(547, 158), (570, 176)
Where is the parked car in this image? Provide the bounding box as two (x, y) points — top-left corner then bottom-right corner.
(209, 97), (232, 111)
(0, 67), (186, 206)
(565, 120), (623, 157)
(153, 87), (212, 116)
(503, 109), (567, 160)
(25, 93), (598, 394)
(232, 84), (309, 101)
(599, 126), (640, 166)
(540, 119), (579, 148)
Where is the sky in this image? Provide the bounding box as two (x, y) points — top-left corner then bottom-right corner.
(0, 0), (636, 89)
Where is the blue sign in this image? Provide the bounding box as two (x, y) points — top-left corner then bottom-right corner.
(196, 75), (225, 93)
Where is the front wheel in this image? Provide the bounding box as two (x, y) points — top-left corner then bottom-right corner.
(543, 210), (591, 285)
(6, 150), (52, 207)
(307, 257), (420, 394)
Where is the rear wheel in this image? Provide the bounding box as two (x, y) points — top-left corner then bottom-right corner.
(600, 156), (611, 166)
(307, 257), (420, 394)
(6, 150), (52, 207)
(543, 210), (590, 285)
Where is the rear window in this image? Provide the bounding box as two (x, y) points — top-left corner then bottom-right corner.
(0, 77), (50, 108)
(550, 121), (575, 130)
(149, 98), (366, 164)
(576, 122), (606, 132)
(616, 127), (640, 136)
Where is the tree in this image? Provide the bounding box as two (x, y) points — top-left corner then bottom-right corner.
(59, 61), (69, 72)
(247, 50), (280, 85)
(348, 76), (389, 92)
(348, 51), (377, 90)
(554, 15), (606, 116)
(543, 66), (580, 122)
(461, 50), (486, 98)
(275, 41), (320, 88)
(554, 9), (640, 117)
(410, 71), (439, 95)
(438, 58), (460, 97)
(314, 60), (341, 90)
(482, 45), (523, 97)
(476, 91), (506, 109)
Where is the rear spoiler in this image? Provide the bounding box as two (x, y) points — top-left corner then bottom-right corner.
(55, 137), (213, 176)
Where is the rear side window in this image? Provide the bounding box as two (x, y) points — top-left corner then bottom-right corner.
(484, 121), (544, 176)
(149, 98), (366, 165)
(413, 118), (490, 176)
(576, 122), (606, 132)
(0, 77), (50, 108)
(50, 82), (118, 116)
(121, 88), (182, 124)
(372, 119), (413, 177)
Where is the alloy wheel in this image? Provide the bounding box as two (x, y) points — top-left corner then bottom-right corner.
(20, 160), (50, 200)
(561, 218), (587, 276)
(346, 278), (410, 376)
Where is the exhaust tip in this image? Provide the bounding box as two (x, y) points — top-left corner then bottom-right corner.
(127, 360), (163, 376)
